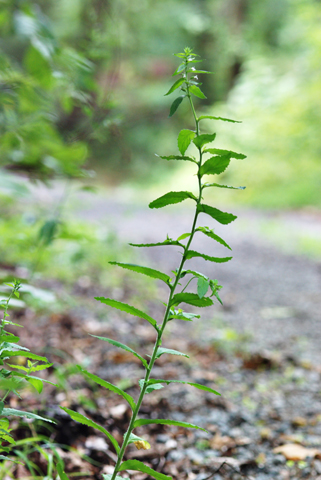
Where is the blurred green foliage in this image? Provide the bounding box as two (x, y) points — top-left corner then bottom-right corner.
(1, 0), (320, 207)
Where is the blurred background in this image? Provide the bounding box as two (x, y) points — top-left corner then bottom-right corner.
(1, 0), (321, 282)
(1, 1), (321, 477)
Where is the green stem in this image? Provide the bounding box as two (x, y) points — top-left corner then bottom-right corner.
(110, 59), (204, 480)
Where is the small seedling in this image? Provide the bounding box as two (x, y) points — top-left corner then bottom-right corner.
(63, 48), (246, 480)
(0, 279), (55, 464)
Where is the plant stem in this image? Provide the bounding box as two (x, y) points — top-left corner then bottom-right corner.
(110, 61), (204, 480)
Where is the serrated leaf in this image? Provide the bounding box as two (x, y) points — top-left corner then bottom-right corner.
(196, 227), (232, 250)
(0, 334), (19, 344)
(168, 309), (200, 321)
(90, 335), (148, 369)
(177, 129), (195, 155)
(78, 367), (136, 410)
(204, 148), (246, 159)
(164, 78), (185, 96)
(169, 96), (185, 117)
(110, 262), (170, 285)
(189, 85), (206, 99)
(133, 418), (207, 433)
(130, 239), (184, 248)
(185, 250), (232, 263)
(156, 347), (189, 359)
(203, 183), (246, 190)
(95, 298), (157, 330)
(149, 191), (197, 209)
(200, 154), (231, 176)
(197, 204), (237, 225)
(180, 269), (208, 280)
(0, 351), (48, 362)
(148, 379), (220, 396)
(197, 277), (209, 298)
(2, 408), (55, 423)
(60, 407), (120, 454)
(193, 133), (216, 150)
(0, 343), (29, 354)
(119, 459), (171, 480)
(156, 154), (197, 164)
(139, 379), (164, 393)
(198, 115), (241, 123)
(7, 362), (53, 373)
(170, 293), (213, 308)
(128, 433), (151, 450)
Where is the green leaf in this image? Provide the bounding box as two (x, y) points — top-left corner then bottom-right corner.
(169, 96), (185, 117)
(156, 347), (189, 359)
(187, 70), (213, 74)
(127, 432), (151, 450)
(189, 85), (206, 99)
(133, 418), (207, 433)
(185, 250), (232, 263)
(139, 379), (164, 393)
(170, 293), (213, 308)
(95, 298), (157, 330)
(56, 463), (70, 480)
(177, 129), (195, 155)
(38, 219), (60, 246)
(196, 227), (232, 250)
(168, 309), (200, 321)
(0, 351), (48, 362)
(149, 191), (197, 209)
(0, 455), (23, 464)
(203, 148), (246, 159)
(164, 78), (185, 96)
(26, 377), (43, 393)
(193, 133), (216, 150)
(78, 367), (136, 410)
(60, 407), (120, 454)
(110, 262), (171, 285)
(198, 115), (241, 123)
(130, 239), (184, 248)
(197, 277), (209, 298)
(2, 408), (55, 423)
(0, 334), (19, 344)
(6, 362), (53, 373)
(148, 379), (220, 396)
(179, 269), (207, 280)
(172, 63), (185, 75)
(203, 183), (246, 190)
(200, 154), (231, 176)
(24, 45), (52, 88)
(90, 335), (148, 369)
(197, 204), (237, 225)
(119, 459), (172, 480)
(0, 401), (4, 414)
(156, 154), (196, 164)
(177, 233), (191, 241)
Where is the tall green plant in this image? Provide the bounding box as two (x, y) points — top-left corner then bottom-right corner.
(0, 280), (55, 464)
(63, 48), (246, 480)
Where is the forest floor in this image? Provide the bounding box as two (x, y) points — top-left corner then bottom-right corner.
(3, 187), (321, 480)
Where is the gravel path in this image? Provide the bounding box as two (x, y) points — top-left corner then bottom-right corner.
(70, 189), (321, 365)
